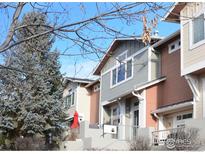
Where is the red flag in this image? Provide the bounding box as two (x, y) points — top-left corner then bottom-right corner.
(71, 111), (79, 128)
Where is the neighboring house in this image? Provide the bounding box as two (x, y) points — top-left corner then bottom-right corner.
(146, 31), (194, 144)
(93, 36), (162, 140)
(164, 2), (205, 121)
(63, 77), (94, 124)
(85, 79), (100, 127)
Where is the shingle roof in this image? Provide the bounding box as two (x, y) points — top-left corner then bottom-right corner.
(93, 36), (163, 75)
(64, 77), (94, 84)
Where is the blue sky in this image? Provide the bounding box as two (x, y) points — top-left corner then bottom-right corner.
(0, 2), (180, 79)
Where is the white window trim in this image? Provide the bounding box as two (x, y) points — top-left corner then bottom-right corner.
(110, 57), (134, 88)
(189, 11), (205, 50)
(101, 46), (149, 76)
(111, 105), (120, 125)
(168, 39), (180, 54)
(173, 111), (193, 128)
(66, 89), (75, 107)
(116, 50), (128, 64)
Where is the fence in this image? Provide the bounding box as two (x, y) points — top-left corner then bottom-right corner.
(152, 127), (185, 146)
(102, 124), (154, 141)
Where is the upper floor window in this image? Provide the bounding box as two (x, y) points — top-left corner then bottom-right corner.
(112, 58), (133, 86)
(65, 89), (75, 108)
(190, 12), (205, 49)
(193, 14), (204, 44)
(116, 51), (127, 62)
(168, 39), (180, 54)
(93, 83), (100, 92)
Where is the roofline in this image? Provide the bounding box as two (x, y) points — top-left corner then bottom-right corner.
(85, 79), (100, 88)
(151, 100), (193, 114)
(163, 2), (179, 22)
(134, 76), (166, 91)
(64, 77), (94, 84)
(102, 76), (166, 106)
(93, 36), (163, 75)
(162, 2), (186, 23)
(152, 30), (180, 48)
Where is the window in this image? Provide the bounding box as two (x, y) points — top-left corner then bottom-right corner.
(176, 112), (193, 127)
(168, 39), (180, 54)
(126, 59), (132, 78)
(176, 113), (192, 121)
(192, 14), (204, 44)
(93, 84), (100, 92)
(116, 52), (127, 62)
(65, 89), (75, 108)
(111, 58), (133, 86)
(117, 63), (125, 82)
(112, 69), (117, 85)
(112, 107), (120, 125)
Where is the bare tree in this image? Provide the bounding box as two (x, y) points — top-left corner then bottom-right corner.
(0, 2), (173, 76)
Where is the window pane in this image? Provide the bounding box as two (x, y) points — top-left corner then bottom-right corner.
(112, 69), (117, 85)
(117, 63), (125, 82)
(71, 92), (75, 105)
(193, 14), (204, 44)
(117, 53), (126, 62)
(182, 113), (192, 119)
(126, 59), (132, 78)
(66, 95), (71, 107)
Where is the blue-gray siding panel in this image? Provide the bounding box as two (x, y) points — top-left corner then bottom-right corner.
(101, 50), (148, 102)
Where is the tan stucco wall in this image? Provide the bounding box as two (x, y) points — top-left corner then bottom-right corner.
(77, 86), (91, 122)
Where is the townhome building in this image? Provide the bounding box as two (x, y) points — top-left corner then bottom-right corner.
(164, 2), (205, 126)
(63, 77), (100, 126)
(93, 28), (197, 141)
(93, 36), (162, 140)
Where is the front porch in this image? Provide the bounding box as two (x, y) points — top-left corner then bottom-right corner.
(100, 91), (151, 140)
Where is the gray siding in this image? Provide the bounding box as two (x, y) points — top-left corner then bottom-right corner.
(101, 41), (145, 74)
(101, 50), (148, 102)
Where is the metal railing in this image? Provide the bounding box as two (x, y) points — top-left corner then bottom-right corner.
(152, 127), (185, 146)
(103, 124), (139, 140)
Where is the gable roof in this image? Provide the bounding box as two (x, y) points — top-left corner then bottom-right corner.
(63, 77), (94, 84)
(163, 2), (186, 23)
(85, 78), (100, 88)
(93, 36), (162, 76)
(152, 30), (180, 49)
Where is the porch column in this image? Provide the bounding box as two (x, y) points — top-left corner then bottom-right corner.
(118, 101), (125, 140)
(158, 116), (164, 130)
(99, 105), (104, 127)
(138, 90), (146, 128)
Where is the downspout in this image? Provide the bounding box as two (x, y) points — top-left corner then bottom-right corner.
(132, 91), (144, 101)
(153, 113), (159, 120)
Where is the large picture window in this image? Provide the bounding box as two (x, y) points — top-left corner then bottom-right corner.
(112, 59), (133, 86)
(112, 59), (133, 85)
